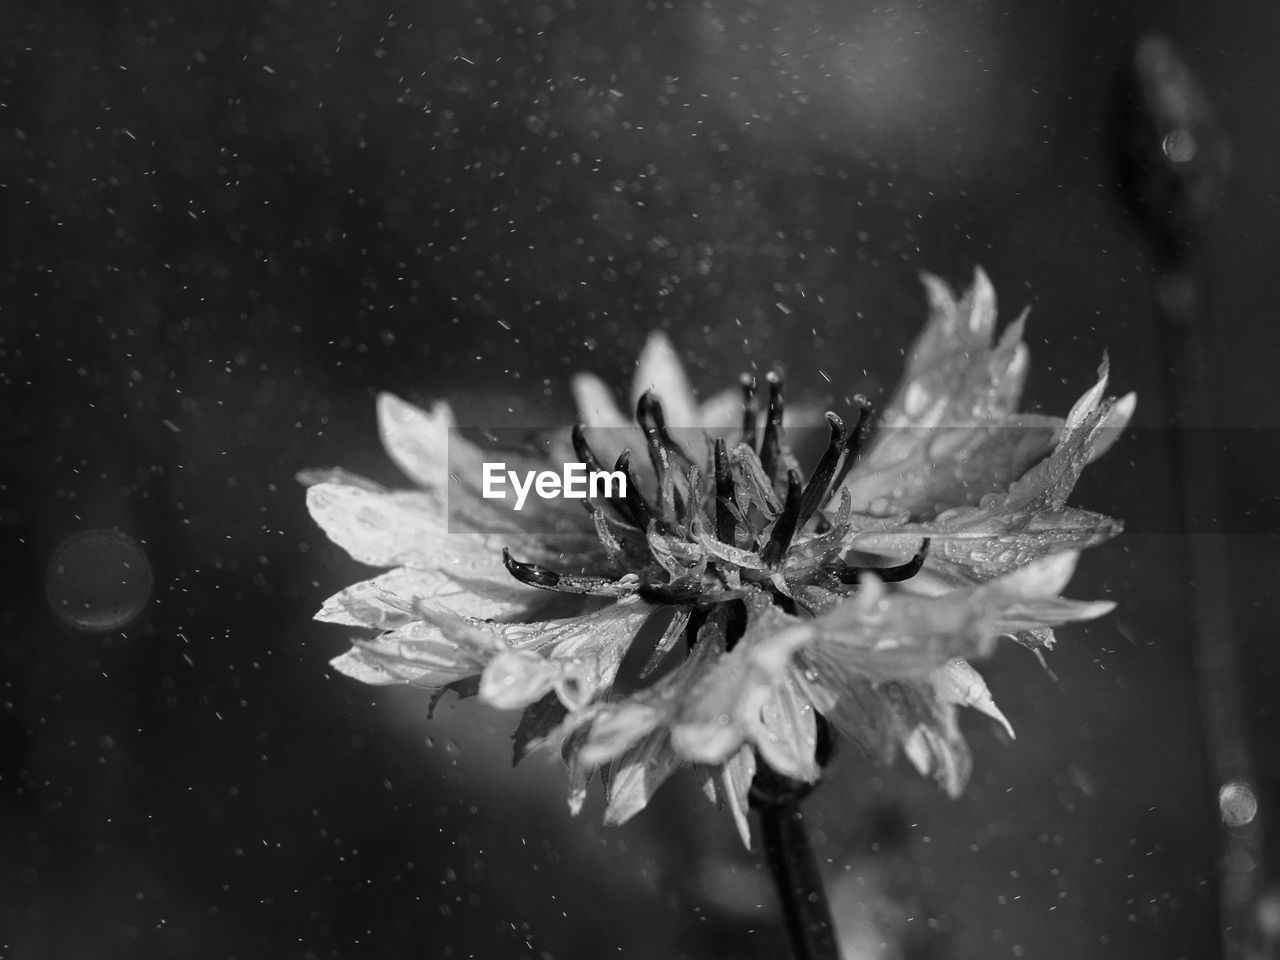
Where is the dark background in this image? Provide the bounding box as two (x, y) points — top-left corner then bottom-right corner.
(2, 0), (1278, 957)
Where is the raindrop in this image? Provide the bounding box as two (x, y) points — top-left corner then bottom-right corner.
(45, 529), (153, 632)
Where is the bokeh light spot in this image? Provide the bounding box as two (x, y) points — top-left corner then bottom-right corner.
(45, 529), (153, 632)
(1218, 780), (1258, 828)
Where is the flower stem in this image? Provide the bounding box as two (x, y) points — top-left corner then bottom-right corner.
(757, 796), (840, 960)
(750, 749), (841, 960)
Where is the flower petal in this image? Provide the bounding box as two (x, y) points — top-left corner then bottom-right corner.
(377, 393), (461, 493)
(703, 746), (759, 849)
(572, 373), (631, 430)
(932, 658), (1014, 739)
(670, 595), (811, 766)
(631, 331), (698, 429)
(329, 621), (481, 688)
(724, 747), (757, 848)
(306, 482), (456, 566)
(511, 692), (569, 765)
(753, 671), (820, 782)
(479, 649), (562, 709)
(315, 564), (552, 626)
(808, 575), (998, 681)
(603, 731), (683, 825)
(887, 681), (972, 798)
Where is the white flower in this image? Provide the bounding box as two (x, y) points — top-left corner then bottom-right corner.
(303, 268), (1134, 847)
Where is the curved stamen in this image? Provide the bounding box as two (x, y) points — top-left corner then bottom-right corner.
(760, 371), (785, 481)
(637, 574), (706, 606)
(829, 395), (874, 493)
(795, 412), (847, 533)
(502, 547), (635, 595)
(574, 422), (633, 523)
(740, 373), (759, 448)
(714, 437), (736, 546)
(571, 422), (607, 474)
(762, 470), (804, 567)
(616, 450), (669, 534)
(636, 390), (694, 470)
(831, 538), (931, 585)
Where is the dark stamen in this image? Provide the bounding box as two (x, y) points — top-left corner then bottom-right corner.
(795, 412), (847, 533)
(571, 422), (607, 475)
(638, 574), (705, 606)
(636, 390), (669, 479)
(740, 373), (758, 447)
(616, 450), (667, 534)
(832, 538), (931, 585)
(503, 547), (561, 588)
(636, 389), (694, 470)
(714, 437), (736, 545)
(762, 470), (804, 566)
(760, 371), (785, 481)
(829, 395), (874, 493)
(574, 423), (634, 523)
(503, 547), (632, 596)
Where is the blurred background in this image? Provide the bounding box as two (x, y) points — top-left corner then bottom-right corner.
(2, 0), (1278, 957)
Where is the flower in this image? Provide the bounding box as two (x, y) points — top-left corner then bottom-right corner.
(303, 269), (1134, 846)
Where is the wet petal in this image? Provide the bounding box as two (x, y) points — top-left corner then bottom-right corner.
(694, 747), (757, 846)
(603, 731), (683, 825)
(377, 393), (463, 493)
(307, 483), (448, 567)
(753, 671), (819, 782)
(670, 596), (811, 766)
(315, 564), (551, 626)
(329, 620), (483, 688)
(932, 659), (1014, 739)
(886, 681), (972, 798)
(809, 576), (997, 681)
(480, 649), (562, 709)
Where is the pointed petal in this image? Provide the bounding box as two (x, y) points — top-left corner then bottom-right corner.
(329, 621), (481, 688)
(844, 271), (1051, 516)
(315, 563), (548, 626)
(886, 681), (972, 797)
(377, 393), (459, 492)
(512, 692), (569, 765)
(572, 373), (631, 430)
(932, 659), (1015, 739)
(810, 578), (998, 681)
(722, 747), (757, 849)
(603, 731), (684, 825)
(1089, 391), (1137, 463)
(631, 332), (698, 429)
(753, 671), (820, 782)
(639, 607), (692, 679)
(578, 702), (665, 766)
(670, 597), (812, 766)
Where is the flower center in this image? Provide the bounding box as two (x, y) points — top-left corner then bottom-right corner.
(501, 372), (929, 616)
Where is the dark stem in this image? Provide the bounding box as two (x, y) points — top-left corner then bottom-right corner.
(749, 720), (841, 960)
(756, 795), (840, 960)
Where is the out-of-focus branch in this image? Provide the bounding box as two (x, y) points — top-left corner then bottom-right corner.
(1110, 33), (1263, 960)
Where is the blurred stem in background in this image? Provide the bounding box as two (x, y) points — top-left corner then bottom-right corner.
(1111, 33), (1264, 960)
